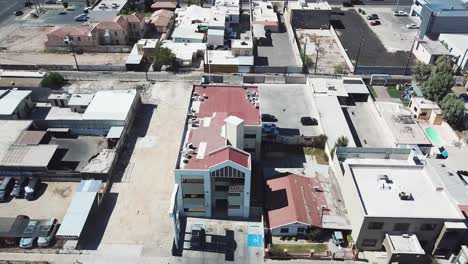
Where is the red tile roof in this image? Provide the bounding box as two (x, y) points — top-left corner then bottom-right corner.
(267, 174), (327, 229)
(125, 12), (144, 23)
(194, 85), (260, 126)
(182, 86), (259, 170)
(93, 21), (125, 31)
(204, 146), (250, 169)
(47, 26), (92, 37)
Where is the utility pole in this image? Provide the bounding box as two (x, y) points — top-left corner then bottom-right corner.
(394, 0), (400, 12)
(314, 40), (320, 74)
(404, 33), (418, 75)
(65, 35), (80, 71)
(303, 37), (307, 74)
(353, 34), (364, 75)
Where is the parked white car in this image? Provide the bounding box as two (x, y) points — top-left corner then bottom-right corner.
(406, 23), (419, 29)
(37, 218), (59, 247)
(394, 10), (408, 16)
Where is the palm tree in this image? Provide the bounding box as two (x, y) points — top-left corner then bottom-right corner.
(335, 136), (349, 148)
(331, 136), (349, 158)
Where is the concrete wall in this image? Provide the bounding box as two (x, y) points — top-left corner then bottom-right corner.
(357, 216), (450, 252)
(333, 160), (366, 247)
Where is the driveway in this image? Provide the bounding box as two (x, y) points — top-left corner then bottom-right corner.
(95, 82), (192, 257)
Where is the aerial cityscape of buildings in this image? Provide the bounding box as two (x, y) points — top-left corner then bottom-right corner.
(0, 0), (468, 263)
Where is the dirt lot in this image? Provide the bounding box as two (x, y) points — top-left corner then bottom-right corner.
(297, 29), (349, 74)
(0, 24), (50, 52)
(0, 182), (77, 221)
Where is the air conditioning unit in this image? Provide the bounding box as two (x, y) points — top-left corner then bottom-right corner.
(402, 234), (410, 238)
(378, 174), (389, 181)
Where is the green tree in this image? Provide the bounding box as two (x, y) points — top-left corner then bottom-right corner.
(144, 0), (153, 11)
(41, 72), (65, 89)
(434, 56), (453, 74)
(153, 47), (180, 72)
(86, 0), (90, 6)
(62, 1), (69, 9)
(413, 62), (432, 84)
(422, 72), (453, 103)
(300, 51), (313, 72)
(440, 94), (465, 128)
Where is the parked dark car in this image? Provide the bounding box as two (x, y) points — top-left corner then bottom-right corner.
(261, 114), (278, 122)
(300, 117), (318, 126)
(0, 177), (15, 202)
(367, 14), (379, 20)
(14, 11), (24, 16)
(459, 93), (468, 102)
(11, 178), (28, 198)
(25, 178), (41, 201)
(2, 215), (29, 246)
(370, 20), (381, 26)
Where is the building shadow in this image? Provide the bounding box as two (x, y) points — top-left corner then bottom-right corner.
(110, 103), (156, 184)
(341, 107), (363, 147)
(182, 229), (238, 261)
(78, 192), (118, 250)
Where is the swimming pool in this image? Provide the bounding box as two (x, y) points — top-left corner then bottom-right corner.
(425, 127), (443, 145)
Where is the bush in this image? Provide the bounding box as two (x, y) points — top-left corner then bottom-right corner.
(311, 134), (327, 149)
(440, 94), (465, 128)
(300, 51), (313, 71)
(334, 63), (348, 74)
(41, 72), (65, 89)
(62, 1), (69, 9)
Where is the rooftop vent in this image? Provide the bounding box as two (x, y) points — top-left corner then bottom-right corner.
(399, 192), (413, 201)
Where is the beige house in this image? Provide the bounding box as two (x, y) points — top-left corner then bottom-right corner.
(333, 147), (467, 258)
(409, 97), (443, 125)
(149, 10), (174, 33)
(46, 13), (145, 51)
(46, 26), (97, 48)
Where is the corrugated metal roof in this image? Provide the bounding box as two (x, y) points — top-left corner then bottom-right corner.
(1, 145), (58, 168)
(14, 131), (47, 145)
(0, 90), (32, 115)
(56, 180), (102, 239)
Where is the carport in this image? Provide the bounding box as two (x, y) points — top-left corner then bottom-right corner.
(56, 180), (103, 249)
(0, 217), (52, 239)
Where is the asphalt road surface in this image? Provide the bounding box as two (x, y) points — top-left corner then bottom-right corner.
(0, 0), (28, 24)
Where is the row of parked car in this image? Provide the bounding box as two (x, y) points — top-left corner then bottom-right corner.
(261, 114), (318, 134)
(0, 177), (41, 202)
(1, 215), (59, 249)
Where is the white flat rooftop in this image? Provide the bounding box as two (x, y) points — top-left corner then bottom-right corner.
(68, 93), (94, 106)
(288, 1), (332, 10)
(309, 78), (348, 97)
(385, 234), (425, 254)
(0, 89), (32, 115)
(348, 163), (464, 219)
(82, 90), (136, 121)
(205, 50), (254, 65)
(314, 95), (356, 147)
